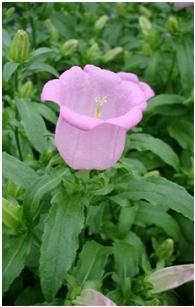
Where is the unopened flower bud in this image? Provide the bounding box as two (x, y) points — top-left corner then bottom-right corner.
(166, 16), (180, 33)
(102, 47), (123, 63)
(19, 80), (33, 98)
(41, 3), (54, 19)
(95, 15), (109, 31)
(139, 16), (152, 36)
(3, 198), (23, 232)
(9, 30), (30, 63)
(139, 6), (152, 18)
(146, 298), (160, 306)
(7, 181), (21, 198)
(155, 239), (174, 261)
(61, 39), (79, 56)
(6, 7), (15, 15)
(85, 42), (100, 61)
(45, 19), (59, 41)
(144, 170), (160, 177)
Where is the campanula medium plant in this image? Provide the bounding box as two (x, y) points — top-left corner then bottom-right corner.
(2, 3), (194, 306)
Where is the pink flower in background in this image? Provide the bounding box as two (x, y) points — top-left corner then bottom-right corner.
(147, 264), (194, 293)
(174, 2), (193, 8)
(73, 289), (117, 306)
(41, 65), (154, 170)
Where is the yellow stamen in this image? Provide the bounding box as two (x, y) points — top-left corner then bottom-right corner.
(95, 96), (107, 119)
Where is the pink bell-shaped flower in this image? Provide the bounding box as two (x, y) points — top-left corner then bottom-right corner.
(174, 2), (193, 8)
(41, 65), (154, 170)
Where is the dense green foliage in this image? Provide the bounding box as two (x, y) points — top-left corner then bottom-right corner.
(2, 2), (194, 306)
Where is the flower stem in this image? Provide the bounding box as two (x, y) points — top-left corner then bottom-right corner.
(14, 69), (18, 93)
(77, 170), (90, 180)
(30, 15), (36, 48)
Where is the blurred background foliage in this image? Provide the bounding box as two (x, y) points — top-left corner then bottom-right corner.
(2, 2), (194, 306)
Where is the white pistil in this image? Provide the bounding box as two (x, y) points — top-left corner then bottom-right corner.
(95, 96), (107, 119)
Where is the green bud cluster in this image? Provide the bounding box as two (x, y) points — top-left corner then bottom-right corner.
(155, 238), (174, 261)
(102, 47), (123, 63)
(139, 16), (153, 36)
(94, 15), (108, 31)
(9, 30), (30, 63)
(61, 39), (79, 56)
(19, 80), (33, 98)
(85, 42), (100, 61)
(45, 19), (59, 41)
(2, 198), (23, 235)
(166, 16), (180, 34)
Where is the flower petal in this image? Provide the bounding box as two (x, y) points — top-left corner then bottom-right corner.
(60, 105), (103, 131)
(147, 264), (194, 294)
(107, 106), (143, 130)
(40, 79), (63, 106)
(59, 66), (95, 116)
(84, 65), (125, 119)
(55, 116), (126, 170)
(117, 71), (139, 83)
(120, 80), (146, 107)
(139, 81), (155, 100)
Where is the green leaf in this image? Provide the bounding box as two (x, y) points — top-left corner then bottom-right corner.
(118, 206), (138, 235)
(86, 203), (106, 234)
(115, 176), (193, 221)
(23, 169), (68, 221)
(2, 152), (39, 189)
(145, 94), (185, 115)
(31, 47), (54, 58)
(116, 158), (146, 175)
(124, 232), (151, 273)
(168, 119), (193, 151)
(3, 62), (19, 82)
(14, 285), (43, 306)
(40, 192), (84, 301)
(32, 102), (57, 124)
(176, 42), (193, 93)
(113, 240), (139, 285)
(27, 62), (59, 77)
(134, 202), (181, 241)
(124, 232), (148, 262)
(3, 234), (31, 292)
(15, 98), (48, 153)
(128, 133), (180, 171)
(73, 240), (111, 285)
(3, 28), (11, 48)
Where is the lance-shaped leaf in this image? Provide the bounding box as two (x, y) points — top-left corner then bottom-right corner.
(72, 240), (111, 285)
(3, 234), (31, 292)
(15, 98), (49, 154)
(2, 152), (39, 189)
(23, 169), (68, 222)
(128, 133), (180, 171)
(40, 192), (84, 301)
(114, 176), (194, 221)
